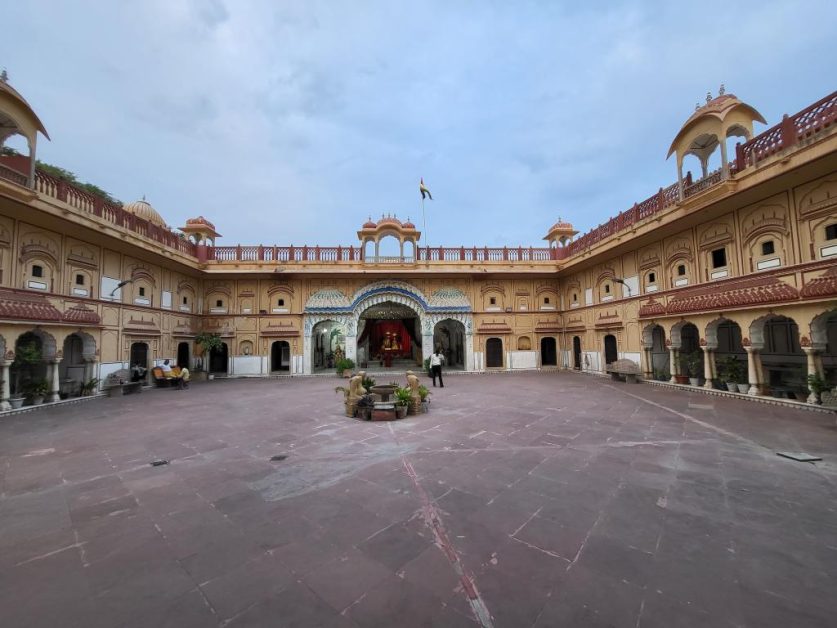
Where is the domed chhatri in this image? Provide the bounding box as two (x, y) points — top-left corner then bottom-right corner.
(543, 219), (578, 247)
(668, 86), (766, 190)
(179, 214), (222, 245)
(123, 197), (167, 227)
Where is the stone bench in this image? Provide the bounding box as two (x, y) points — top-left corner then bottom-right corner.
(606, 359), (641, 384)
(103, 369), (143, 397)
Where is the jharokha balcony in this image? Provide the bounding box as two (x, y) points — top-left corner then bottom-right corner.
(0, 89), (834, 267)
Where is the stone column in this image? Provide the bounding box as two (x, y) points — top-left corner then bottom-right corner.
(803, 347), (820, 404)
(642, 347), (653, 379)
(47, 360), (61, 403)
(745, 347), (760, 396)
(0, 361), (11, 411)
(702, 347), (715, 389)
(669, 348), (679, 383)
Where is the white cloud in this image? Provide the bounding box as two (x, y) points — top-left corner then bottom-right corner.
(1, 0), (834, 245)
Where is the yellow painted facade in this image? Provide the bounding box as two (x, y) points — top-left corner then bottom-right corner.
(0, 78), (835, 407)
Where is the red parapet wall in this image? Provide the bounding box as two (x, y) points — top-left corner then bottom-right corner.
(33, 170), (197, 258)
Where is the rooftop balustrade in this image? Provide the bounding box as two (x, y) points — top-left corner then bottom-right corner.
(0, 91), (832, 266)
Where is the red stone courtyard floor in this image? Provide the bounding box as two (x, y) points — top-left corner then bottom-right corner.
(1, 372), (836, 627)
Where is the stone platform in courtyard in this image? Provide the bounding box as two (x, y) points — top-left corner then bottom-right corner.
(1, 372), (836, 627)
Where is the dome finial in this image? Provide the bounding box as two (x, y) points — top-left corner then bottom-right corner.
(719, 83), (725, 96)
(695, 102), (701, 111)
(706, 90), (712, 103)
(0, 68), (8, 83)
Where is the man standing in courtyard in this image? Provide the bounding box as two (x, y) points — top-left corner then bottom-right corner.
(430, 346), (445, 387)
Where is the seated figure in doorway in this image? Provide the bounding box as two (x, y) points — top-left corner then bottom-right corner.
(131, 363), (147, 382)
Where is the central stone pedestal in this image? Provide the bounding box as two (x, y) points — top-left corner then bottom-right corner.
(371, 401), (397, 421)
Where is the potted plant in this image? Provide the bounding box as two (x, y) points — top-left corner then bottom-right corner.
(394, 386), (411, 419)
(683, 351), (703, 386)
(335, 357), (355, 378)
(28, 380), (49, 405)
(807, 373), (828, 405)
(356, 394), (375, 420)
(195, 332), (223, 380)
(736, 369), (750, 394)
(418, 385), (431, 413)
(718, 356), (744, 392)
(80, 377), (100, 396)
(11, 338), (42, 408)
(361, 374), (376, 390)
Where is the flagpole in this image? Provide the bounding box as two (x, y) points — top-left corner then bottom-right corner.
(421, 195), (427, 252)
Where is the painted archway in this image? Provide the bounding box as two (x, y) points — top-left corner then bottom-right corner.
(302, 281), (474, 374)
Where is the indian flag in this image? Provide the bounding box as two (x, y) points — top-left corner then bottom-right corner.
(419, 178), (433, 200)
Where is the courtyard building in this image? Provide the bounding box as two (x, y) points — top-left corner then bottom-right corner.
(0, 77), (835, 403)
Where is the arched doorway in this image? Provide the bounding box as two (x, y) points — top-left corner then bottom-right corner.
(177, 342), (190, 369)
(486, 338), (503, 368)
(642, 324), (669, 379)
(311, 320), (346, 372)
(209, 343), (229, 374)
(129, 342), (149, 383)
(752, 315), (805, 398)
(572, 336), (582, 370)
(356, 302), (421, 371)
(811, 309), (837, 390)
(59, 334), (85, 397)
(434, 319), (465, 369)
(603, 334), (618, 366)
(271, 341), (290, 372)
(540, 337), (557, 366)
(11, 332), (49, 398)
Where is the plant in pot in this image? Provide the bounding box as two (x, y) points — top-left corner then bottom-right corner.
(335, 357), (355, 378)
(356, 394), (375, 420)
(684, 351), (703, 386)
(394, 386), (412, 419)
(807, 373), (828, 405)
(361, 374), (376, 390)
(195, 332), (223, 380)
(674, 354), (690, 385)
(80, 377), (100, 396)
(10, 339), (42, 409)
(418, 384), (431, 413)
(27, 379), (49, 405)
(718, 356), (744, 392)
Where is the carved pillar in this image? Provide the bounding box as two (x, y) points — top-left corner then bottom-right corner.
(47, 360), (61, 403)
(0, 361), (11, 411)
(669, 347), (679, 383)
(642, 347), (653, 378)
(745, 347), (760, 396)
(702, 347), (715, 389)
(803, 347), (820, 404)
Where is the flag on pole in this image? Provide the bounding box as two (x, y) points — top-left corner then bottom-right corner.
(419, 178), (433, 200)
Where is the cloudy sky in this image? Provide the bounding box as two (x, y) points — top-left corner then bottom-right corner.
(2, 1), (835, 248)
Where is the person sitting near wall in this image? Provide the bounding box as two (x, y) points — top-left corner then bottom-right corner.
(131, 363), (147, 382)
(160, 359), (174, 377)
(178, 367), (190, 389)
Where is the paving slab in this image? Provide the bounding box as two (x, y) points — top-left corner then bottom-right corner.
(1, 372), (836, 627)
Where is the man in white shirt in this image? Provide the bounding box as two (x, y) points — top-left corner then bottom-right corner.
(430, 348), (445, 388)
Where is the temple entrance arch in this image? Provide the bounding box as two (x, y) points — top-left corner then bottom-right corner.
(357, 301), (422, 371)
(302, 281), (474, 374)
(434, 319), (465, 369)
